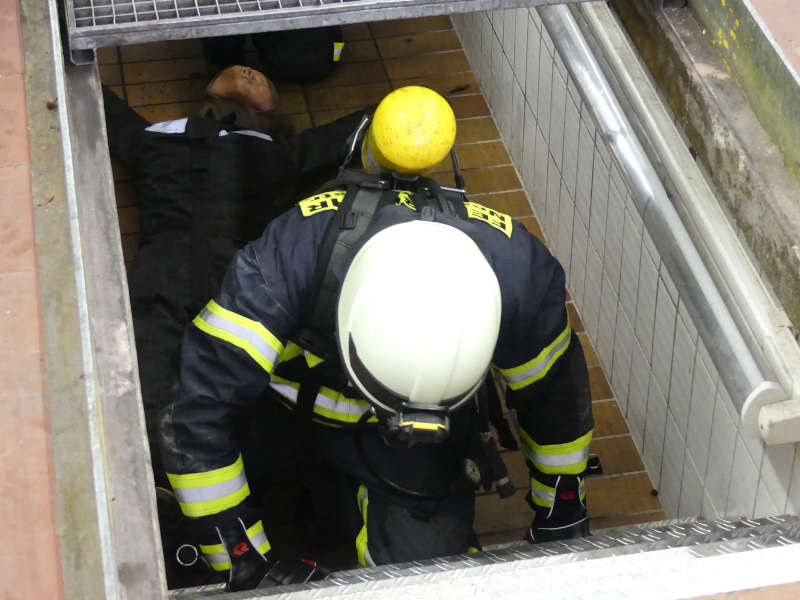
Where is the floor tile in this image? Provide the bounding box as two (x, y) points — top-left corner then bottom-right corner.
(567, 302), (584, 332)
(472, 191), (532, 217)
(377, 30), (462, 59)
(384, 50), (470, 80)
(447, 94), (490, 119)
(593, 400), (630, 437)
(590, 435), (646, 475)
(517, 216), (545, 244)
(303, 60), (388, 89)
(121, 39), (203, 62)
(342, 23), (371, 41)
(579, 332), (599, 366)
(456, 117), (500, 144)
(457, 165), (520, 194)
(369, 16), (452, 38)
(586, 472), (661, 517)
(306, 82), (391, 112)
(123, 58), (209, 85)
(392, 71), (478, 97)
(133, 101), (204, 124)
(340, 39), (379, 63)
(99, 63), (122, 87)
(589, 366), (613, 400)
(125, 79), (208, 106)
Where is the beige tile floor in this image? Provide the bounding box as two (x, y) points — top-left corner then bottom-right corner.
(101, 16), (666, 547)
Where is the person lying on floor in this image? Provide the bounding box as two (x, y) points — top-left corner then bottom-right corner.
(103, 65), (369, 588)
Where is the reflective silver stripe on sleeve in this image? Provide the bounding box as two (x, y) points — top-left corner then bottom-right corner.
(172, 471), (248, 505)
(530, 483), (556, 507)
(504, 330), (571, 386)
(524, 445), (590, 469)
(202, 549), (229, 566)
(199, 307), (280, 369)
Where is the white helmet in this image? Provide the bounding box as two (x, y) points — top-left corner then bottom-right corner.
(337, 220), (502, 443)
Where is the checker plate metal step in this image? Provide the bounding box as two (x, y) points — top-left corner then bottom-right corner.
(169, 515), (800, 598)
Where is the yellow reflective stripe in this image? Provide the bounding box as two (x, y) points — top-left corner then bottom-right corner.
(518, 429), (593, 475)
(467, 546), (481, 554)
(167, 455), (250, 517)
(333, 41), (344, 61)
(463, 201), (513, 237)
(530, 478), (556, 508)
(269, 376), (378, 424)
(400, 420), (446, 431)
(279, 342), (304, 363)
(193, 300), (284, 374)
(497, 322), (571, 390)
(356, 485), (373, 567)
(199, 543), (230, 571)
(246, 520), (271, 555)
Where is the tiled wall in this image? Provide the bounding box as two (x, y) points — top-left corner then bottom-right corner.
(451, 7), (800, 520)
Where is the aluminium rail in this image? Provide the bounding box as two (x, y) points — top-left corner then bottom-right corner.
(62, 0), (590, 63)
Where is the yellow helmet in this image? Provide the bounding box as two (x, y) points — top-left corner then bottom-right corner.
(361, 86), (457, 176)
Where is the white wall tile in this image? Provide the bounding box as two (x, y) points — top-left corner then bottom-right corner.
(588, 161), (609, 260)
(727, 436), (759, 516)
(548, 68), (567, 170)
(702, 489), (722, 519)
(502, 8), (516, 58)
(562, 95), (580, 200)
(786, 444), (800, 514)
(524, 17), (541, 110)
(528, 6), (543, 31)
(521, 100), (537, 196)
(557, 182), (574, 272)
(569, 214), (589, 309)
(679, 453), (704, 518)
(686, 356), (716, 481)
(597, 273), (619, 376)
(532, 123), (548, 219)
(536, 39), (553, 144)
(513, 9), (529, 89)
(644, 375), (668, 489)
(582, 246), (603, 344)
(705, 389), (737, 516)
(659, 261), (679, 304)
(668, 315), (695, 434)
(754, 483), (781, 519)
(660, 411), (686, 516)
(634, 249), (658, 363)
(540, 19), (555, 57)
(603, 177), (625, 293)
(544, 155), (560, 239)
(509, 80), (526, 168)
(651, 279), (677, 399)
(575, 120), (595, 228)
(619, 209), (642, 325)
(758, 444), (795, 514)
(628, 338), (650, 450)
(611, 306), (635, 415)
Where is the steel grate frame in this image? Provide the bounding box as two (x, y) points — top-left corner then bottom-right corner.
(63, 0), (590, 53)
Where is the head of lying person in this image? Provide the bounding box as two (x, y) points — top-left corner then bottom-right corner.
(336, 220), (502, 447)
(201, 65), (282, 134)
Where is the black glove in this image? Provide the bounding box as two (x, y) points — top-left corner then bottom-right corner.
(193, 505), (328, 591)
(525, 473), (589, 544)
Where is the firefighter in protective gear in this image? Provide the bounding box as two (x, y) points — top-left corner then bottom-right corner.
(160, 86), (594, 591)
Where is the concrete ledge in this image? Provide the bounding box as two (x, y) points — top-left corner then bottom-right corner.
(611, 0), (800, 332)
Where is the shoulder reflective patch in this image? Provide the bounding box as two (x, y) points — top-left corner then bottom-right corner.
(298, 190), (347, 217)
(395, 190), (416, 210)
(463, 201), (513, 238)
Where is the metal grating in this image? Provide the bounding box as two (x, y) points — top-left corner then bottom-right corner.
(63, 0), (589, 53)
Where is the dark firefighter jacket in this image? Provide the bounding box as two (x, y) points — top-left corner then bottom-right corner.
(101, 84), (370, 486)
(160, 185), (594, 522)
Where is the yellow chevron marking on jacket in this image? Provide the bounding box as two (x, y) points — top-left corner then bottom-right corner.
(193, 300), (284, 374)
(167, 454), (250, 517)
(463, 201), (512, 237)
(497, 322), (571, 390)
(298, 190), (347, 216)
(518, 429), (593, 475)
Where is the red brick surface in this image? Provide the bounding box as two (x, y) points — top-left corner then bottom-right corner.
(0, 1), (64, 598)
